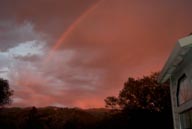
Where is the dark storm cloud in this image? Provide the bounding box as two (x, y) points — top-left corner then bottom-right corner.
(0, 0), (99, 40)
(13, 54), (41, 62)
(0, 21), (43, 51)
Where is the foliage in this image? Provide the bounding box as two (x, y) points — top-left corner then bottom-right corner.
(102, 72), (173, 129)
(0, 106), (173, 129)
(105, 72), (171, 112)
(0, 107), (110, 129)
(104, 96), (119, 109)
(0, 78), (13, 107)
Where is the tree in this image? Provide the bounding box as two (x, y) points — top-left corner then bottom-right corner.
(0, 78), (13, 107)
(104, 96), (119, 109)
(104, 72), (174, 129)
(25, 107), (44, 129)
(105, 72), (171, 112)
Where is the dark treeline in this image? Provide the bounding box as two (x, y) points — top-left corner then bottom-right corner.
(0, 73), (174, 129)
(0, 107), (110, 129)
(0, 106), (173, 129)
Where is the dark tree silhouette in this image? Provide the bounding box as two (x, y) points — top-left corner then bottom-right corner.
(103, 72), (173, 129)
(25, 107), (43, 129)
(104, 96), (119, 109)
(105, 72), (171, 112)
(0, 78), (13, 107)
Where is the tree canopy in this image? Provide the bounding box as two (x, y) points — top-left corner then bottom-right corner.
(105, 72), (171, 112)
(0, 78), (13, 107)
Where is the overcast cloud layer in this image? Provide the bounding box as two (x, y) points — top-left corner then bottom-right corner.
(0, 0), (192, 108)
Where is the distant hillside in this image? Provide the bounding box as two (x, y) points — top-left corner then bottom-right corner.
(0, 107), (113, 129)
(0, 106), (173, 129)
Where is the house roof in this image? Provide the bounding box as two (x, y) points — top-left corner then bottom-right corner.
(158, 35), (192, 83)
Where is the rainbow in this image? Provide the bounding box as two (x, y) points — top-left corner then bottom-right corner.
(45, 0), (104, 63)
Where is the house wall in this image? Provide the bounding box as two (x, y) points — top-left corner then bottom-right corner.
(170, 49), (192, 129)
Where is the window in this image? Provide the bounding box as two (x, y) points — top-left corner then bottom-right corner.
(177, 75), (192, 105)
(180, 109), (192, 129)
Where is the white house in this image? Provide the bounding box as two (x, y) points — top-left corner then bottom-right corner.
(158, 35), (192, 129)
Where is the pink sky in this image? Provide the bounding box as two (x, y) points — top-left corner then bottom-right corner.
(0, 0), (192, 108)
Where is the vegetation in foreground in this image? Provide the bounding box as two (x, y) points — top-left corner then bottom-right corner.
(0, 72), (173, 129)
(0, 106), (173, 129)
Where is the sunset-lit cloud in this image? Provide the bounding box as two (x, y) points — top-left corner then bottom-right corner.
(0, 0), (192, 108)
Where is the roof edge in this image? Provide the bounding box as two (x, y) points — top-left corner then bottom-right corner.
(158, 35), (192, 83)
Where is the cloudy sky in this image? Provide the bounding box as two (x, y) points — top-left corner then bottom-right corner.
(0, 0), (192, 108)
